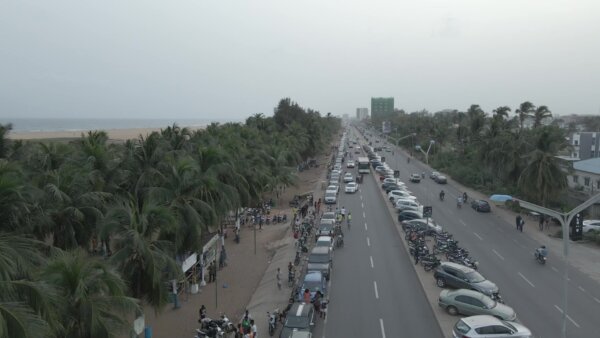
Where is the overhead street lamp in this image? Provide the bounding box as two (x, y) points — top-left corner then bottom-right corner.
(512, 193), (600, 338)
(415, 140), (435, 164)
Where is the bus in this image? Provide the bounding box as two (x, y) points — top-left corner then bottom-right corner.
(357, 157), (370, 174)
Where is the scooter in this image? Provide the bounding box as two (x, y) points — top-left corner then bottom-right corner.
(534, 250), (547, 265)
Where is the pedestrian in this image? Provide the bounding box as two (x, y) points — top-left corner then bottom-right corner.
(259, 216), (263, 230)
(276, 268), (281, 290)
(544, 217), (550, 230)
(313, 291), (322, 317)
(303, 288), (311, 304)
(519, 217), (525, 232)
(251, 319), (257, 338)
(208, 262), (216, 282)
(242, 310), (252, 334)
(539, 215), (545, 231)
(463, 192), (468, 203)
(414, 246), (420, 265)
(515, 215), (522, 231)
(320, 297), (328, 319)
(199, 304), (207, 322)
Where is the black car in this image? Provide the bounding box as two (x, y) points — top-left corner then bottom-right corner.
(434, 262), (500, 300)
(471, 200), (491, 212)
(434, 175), (447, 184)
(280, 302), (315, 338)
(398, 210), (422, 222)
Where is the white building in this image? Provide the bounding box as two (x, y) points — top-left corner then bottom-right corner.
(568, 158), (600, 194)
(356, 108), (369, 120)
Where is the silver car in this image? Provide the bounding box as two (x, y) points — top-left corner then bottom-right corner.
(453, 315), (531, 338)
(439, 289), (516, 321)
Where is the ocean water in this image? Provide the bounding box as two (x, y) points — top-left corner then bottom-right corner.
(0, 118), (241, 133)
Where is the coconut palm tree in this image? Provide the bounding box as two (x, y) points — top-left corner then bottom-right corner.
(101, 194), (180, 310)
(39, 249), (140, 338)
(516, 101), (535, 130)
(518, 127), (568, 206)
(533, 105), (552, 128)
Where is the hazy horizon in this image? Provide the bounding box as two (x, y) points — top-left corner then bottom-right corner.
(1, 0), (599, 119)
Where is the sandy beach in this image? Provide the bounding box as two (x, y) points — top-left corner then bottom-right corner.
(8, 126), (204, 141)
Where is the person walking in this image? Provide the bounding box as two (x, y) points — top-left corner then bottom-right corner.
(303, 288), (311, 304)
(347, 212), (352, 229)
(414, 245), (420, 265)
(276, 268), (282, 290)
(250, 319), (257, 338)
(519, 217), (525, 232)
(539, 215), (545, 231)
(515, 214), (522, 231)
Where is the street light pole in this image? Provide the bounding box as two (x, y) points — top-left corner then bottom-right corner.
(513, 193), (600, 338)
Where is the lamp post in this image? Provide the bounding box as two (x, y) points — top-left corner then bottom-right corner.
(416, 140), (435, 165)
(512, 193), (600, 338)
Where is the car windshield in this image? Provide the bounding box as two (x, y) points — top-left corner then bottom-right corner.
(325, 192), (335, 198)
(465, 271), (486, 283)
(285, 316), (310, 328)
(482, 296), (496, 308)
(303, 280), (323, 291)
(347, 183), (356, 188)
(319, 224), (332, 231)
(309, 253), (329, 263)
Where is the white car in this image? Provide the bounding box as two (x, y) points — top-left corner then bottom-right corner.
(395, 199), (422, 212)
(345, 182), (358, 193)
(326, 185), (339, 195)
(316, 236), (334, 252)
(453, 315), (532, 338)
(389, 190), (416, 202)
(583, 219), (600, 233)
(343, 173), (354, 183)
(324, 192), (337, 204)
(346, 160), (355, 168)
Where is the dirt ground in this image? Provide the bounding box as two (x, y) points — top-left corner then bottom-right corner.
(143, 154), (330, 338)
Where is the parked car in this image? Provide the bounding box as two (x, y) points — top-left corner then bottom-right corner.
(321, 212), (335, 222)
(439, 289), (516, 320)
(389, 190), (416, 202)
(296, 271), (328, 301)
(384, 184), (404, 193)
(434, 175), (447, 184)
(409, 173), (421, 183)
(346, 160), (355, 168)
(317, 220), (335, 237)
(453, 315), (531, 338)
(398, 210), (423, 222)
(307, 246), (332, 280)
(326, 185), (339, 195)
(343, 173), (354, 183)
(430, 171), (440, 179)
(395, 199), (422, 213)
(583, 219), (600, 233)
(315, 236), (334, 252)
(280, 302), (315, 338)
(324, 192), (337, 204)
(434, 262), (500, 300)
(471, 200), (491, 212)
(345, 182), (358, 193)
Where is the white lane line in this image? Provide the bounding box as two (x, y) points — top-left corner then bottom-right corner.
(360, 194), (363, 200)
(361, 202), (364, 208)
(364, 222), (368, 230)
(373, 281), (379, 299)
(492, 249), (505, 260)
(594, 297), (600, 304)
(551, 266), (559, 273)
(366, 237), (370, 247)
(554, 305), (581, 328)
(379, 318), (386, 338)
(473, 232), (483, 240)
(578, 286), (585, 292)
(518, 272), (535, 288)
(370, 256), (374, 268)
(459, 220), (467, 226)
(363, 211), (366, 218)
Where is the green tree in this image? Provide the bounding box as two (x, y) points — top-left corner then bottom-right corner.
(516, 101), (535, 130)
(532, 105), (552, 128)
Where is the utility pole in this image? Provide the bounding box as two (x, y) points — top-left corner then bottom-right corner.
(512, 193), (600, 338)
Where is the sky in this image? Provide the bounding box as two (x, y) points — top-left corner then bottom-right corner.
(1, 0), (599, 120)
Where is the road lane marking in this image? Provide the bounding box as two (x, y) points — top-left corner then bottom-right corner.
(373, 281), (379, 299)
(459, 220), (467, 226)
(360, 194), (363, 200)
(366, 237), (370, 247)
(363, 211), (366, 218)
(551, 266), (559, 273)
(364, 222), (368, 230)
(370, 256), (374, 268)
(379, 319), (386, 338)
(361, 202), (364, 208)
(578, 286), (585, 292)
(594, 297), (600, 304)
(492, 249), (505, 260)
(554, 305), (581, 328)
(473, 232), (483, 240)
(518, 272), (535, 287)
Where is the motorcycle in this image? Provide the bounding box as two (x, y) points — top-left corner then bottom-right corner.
(439, 192), (445, 201)
(336, 234), (344, 248)
(420, 255), (441, 272)
(268, 309), (280, 336)
(534, 250), (547, 265)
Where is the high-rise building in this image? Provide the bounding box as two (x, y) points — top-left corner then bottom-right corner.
(570, 132), (600, 160)
(356, 108), (369, 120)
(371, 97), (394, 121)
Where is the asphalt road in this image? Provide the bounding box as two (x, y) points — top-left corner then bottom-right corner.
(312, 136), (443, 338)
(367, 133), (600, 338)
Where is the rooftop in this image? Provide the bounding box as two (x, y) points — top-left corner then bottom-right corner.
(573, 158), (600, 174)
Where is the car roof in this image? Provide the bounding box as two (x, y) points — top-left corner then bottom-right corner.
(304, 271), (323, 281)
(316, 236), (333, 242)
(322, 212), (335, 217)
(446, 288), (488, 299)
(460, 315), (504, 328)
(290, 302), (313, 317)
(311, 246), (330, 254)
(320, 219), (335, 225)
(441, 261), (475, 273)
(401, 210), (421, 215)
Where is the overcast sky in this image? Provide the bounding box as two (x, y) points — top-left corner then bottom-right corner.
(1, 0), (599, 120)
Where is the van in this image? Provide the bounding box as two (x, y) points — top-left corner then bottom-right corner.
(307, 246), (333, 280)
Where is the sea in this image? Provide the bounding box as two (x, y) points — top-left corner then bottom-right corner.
(0, 117), (242, 133)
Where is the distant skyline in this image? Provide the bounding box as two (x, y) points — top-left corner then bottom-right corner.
(1, 0), (599, 119)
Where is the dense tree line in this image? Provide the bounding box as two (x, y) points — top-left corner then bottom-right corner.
(0, 99), (340, 338)
(375, 102), (568, 207)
